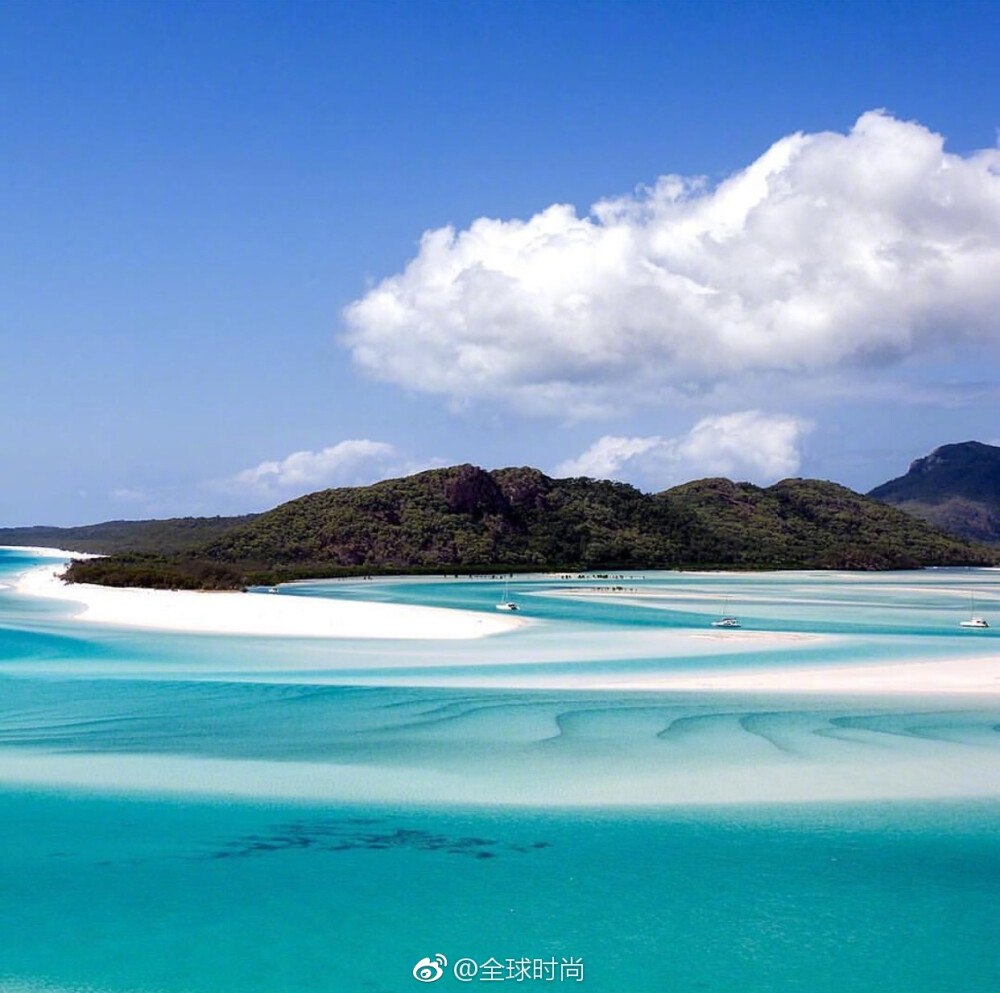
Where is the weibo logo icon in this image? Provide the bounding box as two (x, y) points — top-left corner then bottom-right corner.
(412, 953), (447, 982)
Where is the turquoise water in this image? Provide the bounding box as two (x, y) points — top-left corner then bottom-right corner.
(0, 549), (998, 991)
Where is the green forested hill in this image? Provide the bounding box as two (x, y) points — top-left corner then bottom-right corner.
(0, 515), (257, 555)
(665, 477), (987, 569)
(198, 464), (707, 571)
(61, 464), (996, 589)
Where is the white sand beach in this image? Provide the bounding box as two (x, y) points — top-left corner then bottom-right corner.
(0, 544), (101, 558)
(16, 565), (524, 640)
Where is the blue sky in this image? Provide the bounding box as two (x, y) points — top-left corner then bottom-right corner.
(3, 0), (999, 525)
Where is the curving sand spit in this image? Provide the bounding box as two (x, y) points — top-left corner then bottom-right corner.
(16, 565), (524, 641)
(0, 544), (102, 558)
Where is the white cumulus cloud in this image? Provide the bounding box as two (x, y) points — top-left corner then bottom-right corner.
(227, 440), (404, 498)
(555, 411), (811, 490)
(110, 487), (149, 503)
(343, 111), (1000, 416)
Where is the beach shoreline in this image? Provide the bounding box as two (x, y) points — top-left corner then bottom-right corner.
(14, 564), (525, 641)
(0, 544), (102, 558)
(7, 558), (999, 694)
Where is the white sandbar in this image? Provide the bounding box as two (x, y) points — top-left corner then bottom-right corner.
(563, 655), (1000, 694)
(16, 565), (523, 640)
(1, 745), (995, 806)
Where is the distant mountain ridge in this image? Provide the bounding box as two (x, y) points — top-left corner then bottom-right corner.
(56, 463), (996, 589)
(0, 515), (258, 555)
(868, 441), (1000, 544)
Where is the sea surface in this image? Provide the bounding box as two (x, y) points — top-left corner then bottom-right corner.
(0, 548), (998, 992)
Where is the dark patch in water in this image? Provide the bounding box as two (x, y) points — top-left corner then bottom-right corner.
(508, 841), (552, 853)
(205, 819), (550, 861)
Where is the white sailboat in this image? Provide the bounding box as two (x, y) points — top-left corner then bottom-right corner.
(959, 594), (989, 629)
(496, 576), (519, 612)
(711, 595), (740, 628)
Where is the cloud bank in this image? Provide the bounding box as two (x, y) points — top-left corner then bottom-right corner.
(343, 111), (1000, 416)
(227, 440), (407, 499)
(556, 411), (811, 490)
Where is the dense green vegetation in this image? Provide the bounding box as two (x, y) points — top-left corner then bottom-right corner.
(0, 515), (257, 555)
(667, 477), (990, 569)
(61, 464), (997, 589)
(868, 441), (1000, 544)
(61, 552), (247, 590)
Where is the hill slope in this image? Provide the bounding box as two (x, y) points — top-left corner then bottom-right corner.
(62, 465), (996, 588)
(0, 515), (258, 555)
(665, 477), (987, 569)
(0, 514), (257, 555)
(868, 441), (1000, 544)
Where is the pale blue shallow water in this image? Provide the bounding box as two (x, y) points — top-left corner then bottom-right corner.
(0, 549), (998, 992)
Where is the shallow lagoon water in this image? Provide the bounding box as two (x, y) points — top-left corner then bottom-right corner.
(0, 549), (998, 992)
